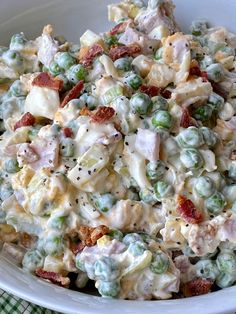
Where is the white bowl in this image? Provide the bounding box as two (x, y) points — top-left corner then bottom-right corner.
(0, 1), (236, 313)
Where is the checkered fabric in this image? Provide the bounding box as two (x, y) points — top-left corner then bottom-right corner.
(0, 289), (61, 314)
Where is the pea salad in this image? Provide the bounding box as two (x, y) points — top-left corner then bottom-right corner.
(0, 0), (236, 300)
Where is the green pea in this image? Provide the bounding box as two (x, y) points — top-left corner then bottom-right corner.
(195, 176), (215, 198)
(195, 259), (219, 280)
(183, 245), (197, 258)
(0, 209), (6, 224)
(104, 35), (118, 47)
(66, 64), (88, 84)
(152, 110), (172, 129)
(151, 96), (168, 112)
(200, 127), (218, 147)
(177, 127), (204, 148)
(94, 257), (119, 281)
(216, 252), (236, 273)
(55, 52), (76, 70)
(206, 63), (225, 83)
(75, 253), (86, 272)
(219, 46), (235, 58)
(98, 281), (120, 298)
(150, 251), (169, 274)
(60, 138), (75, 157)
(130, 92), (152, 115)
(190, 19), (208, 36)
(154, 47), (164, 60)
(4, 159), (21, 173)
(9, 80), (27, 97)
(86, 94), (99, 110)
(193, 104), (213, 122)
(10, 33), (27, 49)
(128, 241), (147, 256)
(49, 61), (63, 76)
(139, 188), (157, 204)
(216, 272), (236, 288)
(228, 164), (236, 182)
(108, 229), (123, 241)
(56, 74), (72, 92)
(49, 216), (67, 230)
(204, 191), (226, 215)
(208, 92), (224, 112)
(154, 181), (174, 200)
(44, 235), (64, 256)
(200, 55), (214, 70)
(232, 201), (236, 213)
(2, 50), (24, 70)
(0, 183), (13, 201)
(114, 57), (133, 72)
(22, 250), (44, 273)
(146, 160), (166, 181)
(207, 41), (226, 55)
(95, 194), (116, 213)
(180, 148), (204, 170)
(124, 72), (142, 90)
(123, 233), (143, 246)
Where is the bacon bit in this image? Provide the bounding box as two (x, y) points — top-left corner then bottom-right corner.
(110, 22), (127, 36)
(14, 112), (36, 131)
(231, 150), (236, 161)
(32, 72), (63, 90)
(200, 71), (208, 82)
(177, 195), (203, 224)
(70, 241), (85, 255)
(140, 85), (160, 97)
(79, 107), (92, 117)
(189, 65), (202, 77)
(60, 80), (84, 108)
(183, 278), (213, 297)
(160, 88), (172, 99)
(62, 127), (73, 138)
(180, 108), (191, 128)
(78, 225), (109, 247)
(109, 43), (141, 61)
(91, 106), (115, 123)
(81, 44), (104, 67)
(35, 269), (70, 287)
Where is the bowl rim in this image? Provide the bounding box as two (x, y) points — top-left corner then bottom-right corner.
(1, 254), (236, 314)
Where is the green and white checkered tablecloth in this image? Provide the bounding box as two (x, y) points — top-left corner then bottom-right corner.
(0, 289), (61, 314)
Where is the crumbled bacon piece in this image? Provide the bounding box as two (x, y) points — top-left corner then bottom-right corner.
(189, 65), (202, 77)
(70, 241), (85, 255)
(78, 225), (109, 247)
(177, 195), (203, 224)
(180, 108), (191, 128)
(32, 72), (63, 90)
(140, 85), (160, 97)
(14, 112), (36, 131)
(81, 44), (104, 67)
(231, 150), (236, 161)
(110, 22), (128, 36)
(160, 88), (172, 99)
(79, 107), (92, 116)
(60, 80), (84, 108)
(91, 106), (115, 123)
(35, 269), (70, 287)
(109, 43), (141, 61)
(183, 278), (213, 297)
(62, 127), (73, 138)
(200, 71), (208, 82)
